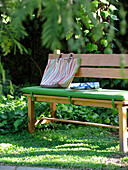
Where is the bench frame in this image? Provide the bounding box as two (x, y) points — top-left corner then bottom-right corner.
(23, 54), (128, 152)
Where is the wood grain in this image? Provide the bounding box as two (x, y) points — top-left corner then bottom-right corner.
(49, 54), (128, 67)
(117, 105), (128, 152)
(41, 117), (119, 129)
(75, 67), (128, 79)
(28, 96), (35, 133)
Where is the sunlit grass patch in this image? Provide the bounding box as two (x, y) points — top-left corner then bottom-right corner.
(0, 126), (127, 169)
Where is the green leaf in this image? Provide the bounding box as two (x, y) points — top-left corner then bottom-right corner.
(100, 0), (109, 5)
(84, 37), (89, 43)
(92, 0), (99, 9)
(14, 119), (23, 130)
(0, 84), (2, 102)
(1, 115), (7, 119)
(103, 22), (109, 29)
(86, 43), (98, 52)
(110, 25), (119, 31)
(109, 5), (118, 11)
(84, 30), (89, 36)
(92, 114), (99, 119)
(104, 47), (113, 54)
(66, 30), (73, 40)
(100, 39), (108, 47)
(0, 120), (7, 127)
(93, 31), (104, 42)
(104, 118), (110, 124)
(7, 94), (14, 100)
(110, 14), (119, 20)
(101, 79), (110, 88)
(100, 11), (110, 19)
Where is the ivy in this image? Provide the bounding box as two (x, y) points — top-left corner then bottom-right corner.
(86, 43), (98, 52)
(0, 94), (119, 134)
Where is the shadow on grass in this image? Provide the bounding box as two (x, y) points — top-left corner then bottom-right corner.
(0, 126), (126, 169)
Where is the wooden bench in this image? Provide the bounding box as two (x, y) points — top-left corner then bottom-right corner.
(22, 54), (128, 152)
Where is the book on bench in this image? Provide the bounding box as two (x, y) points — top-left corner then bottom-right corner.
(69, 82), (100, 90)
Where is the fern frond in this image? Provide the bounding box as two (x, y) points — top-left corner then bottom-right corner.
(41, 0), (61, 50)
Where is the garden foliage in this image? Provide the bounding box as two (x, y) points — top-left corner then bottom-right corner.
(0, 91), (119, 134)
(0, 0), (128, 134)
(1, 0), (127, 85)
(0, 0), (121, 54)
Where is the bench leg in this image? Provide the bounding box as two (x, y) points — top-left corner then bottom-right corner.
(28, 96), (35, 133)
(50, 102), (56, 118)
(118, 105), (128, 152)
(41, 102), (56, 125)
(50, 102), (56, 123)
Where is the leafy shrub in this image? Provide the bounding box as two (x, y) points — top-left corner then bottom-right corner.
(0, 92), (119, 134)
(0, 95), (50, 134)
(56, 104), (118, 126)
(0, 95), (28, 134)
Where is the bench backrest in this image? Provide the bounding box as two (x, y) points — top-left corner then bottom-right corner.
(49, 54), (128, 79)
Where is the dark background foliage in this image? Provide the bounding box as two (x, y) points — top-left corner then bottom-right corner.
(1, 1), (128, 86)
(0, 0), (128, 134)
(1, 11), (70, 85)
(2, 15), (51, 85)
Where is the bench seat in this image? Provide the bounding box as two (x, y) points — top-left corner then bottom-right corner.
(22, 86), (128, 101)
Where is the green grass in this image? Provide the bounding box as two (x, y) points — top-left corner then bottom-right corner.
(0, 126), (128, 169)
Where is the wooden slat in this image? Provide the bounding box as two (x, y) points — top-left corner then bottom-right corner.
(23, 94), (125, 108)
(72, 97), (124, 105)
(24, 94), (125, 104)
(75, 67), (128, 79)
(49, 54), (128, 67)
(41, 117), (119, 129)
(36, 96), (71, 104)
(74, 100), (115, 108)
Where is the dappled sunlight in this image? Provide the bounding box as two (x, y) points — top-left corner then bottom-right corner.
(0, 143), (12, 148)
(0, 127), (125, 169)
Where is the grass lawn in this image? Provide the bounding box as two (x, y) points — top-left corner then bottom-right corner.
(0, 126), (128, 169)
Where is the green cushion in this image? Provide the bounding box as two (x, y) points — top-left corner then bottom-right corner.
(22, 86), (128, 101)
